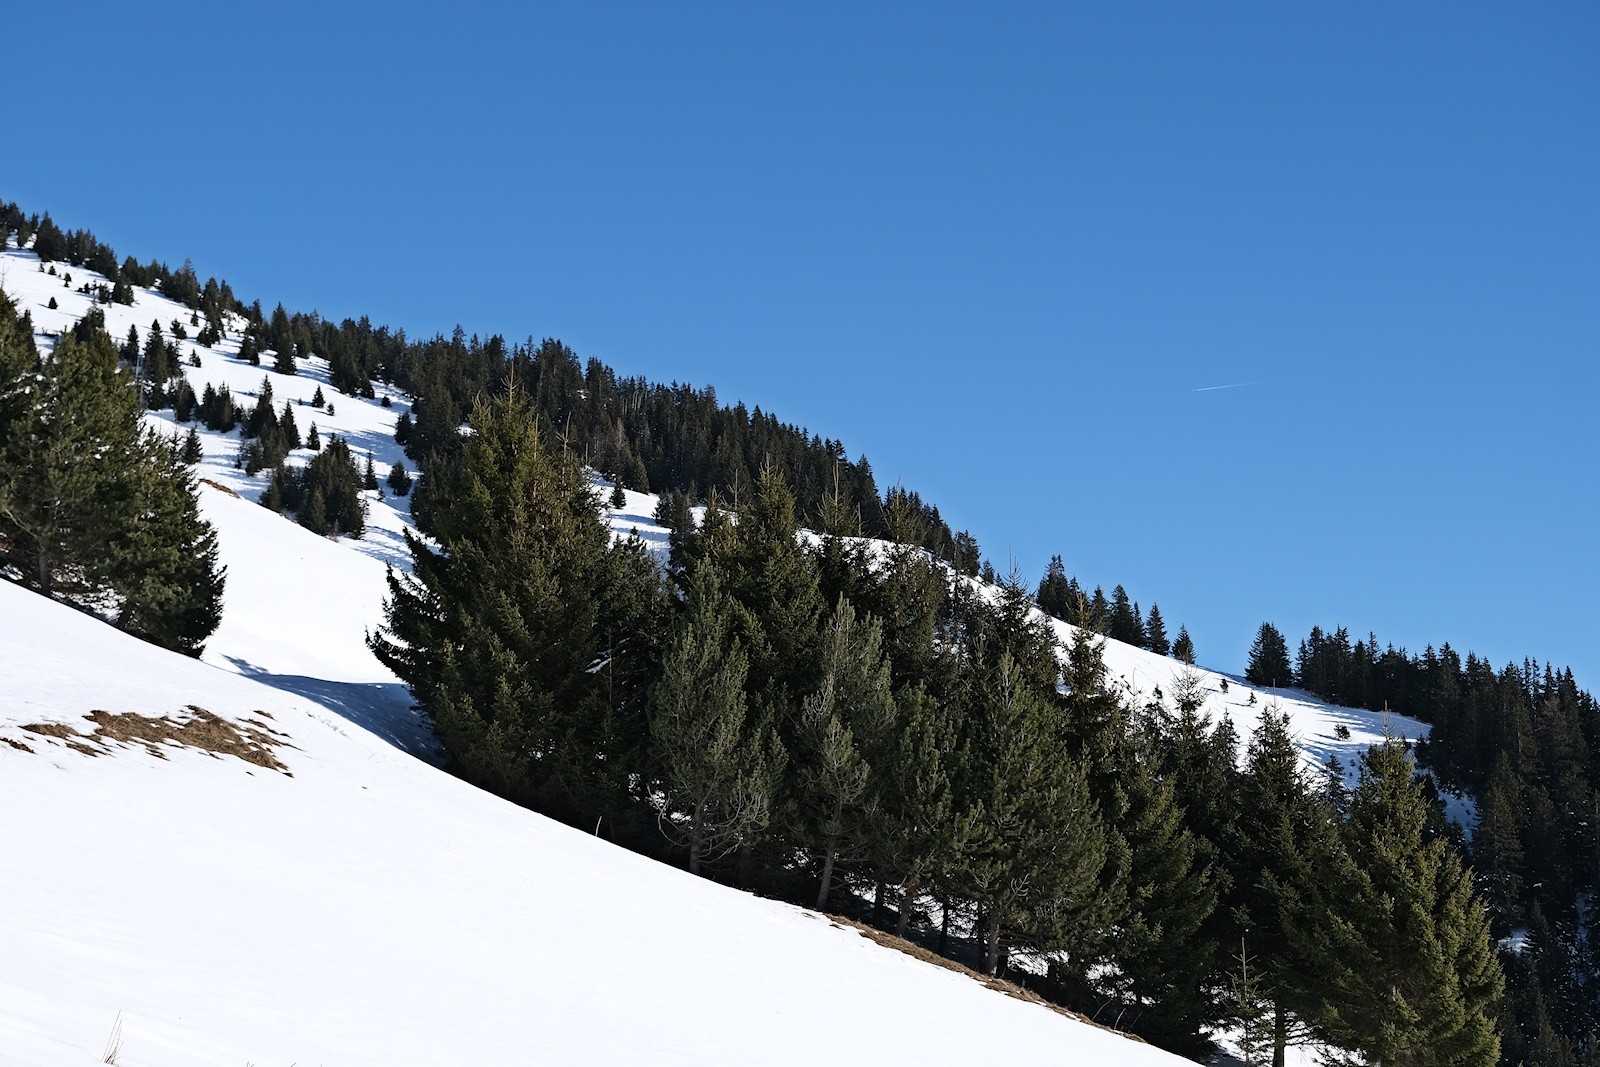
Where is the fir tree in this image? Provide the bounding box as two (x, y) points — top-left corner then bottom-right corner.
(306, 422), (321, 451)
(792, 596), (896, 910)
(1246, 622), (1293, 688)
(181, 426), (203, 464)
(385, 459), (412, 496)
(648, 561), (782, 875)
(1036, 554), (1072, 620)
(1145, 603), (1170, 656)
(1295, 737), (1504, 1066)
(1173, 626), (1196, 664)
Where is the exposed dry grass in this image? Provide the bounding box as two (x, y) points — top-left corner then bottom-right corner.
(198, 478), (241, 498)
(4, 737), (35, 753)
(21, 706), (291, 773)
(828, 916), (1147, 1042)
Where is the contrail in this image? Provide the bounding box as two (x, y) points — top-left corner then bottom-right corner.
(1193, 380), (1265, 393)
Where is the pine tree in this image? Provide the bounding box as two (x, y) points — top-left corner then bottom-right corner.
(107, 433), (226, 656)
(369, 385), (658, 820)
(1247, 622), (1292, 688)
(312, 384), (326, 408)
(385, 459), (412, 497)
(1173, 626), (1196, 664)
(181, 426), (203, 464)
(649, 562), (782, 875)
(1296, 737), (1504, 1066)
(306, 422), (321, 451)
(1232, 706), (1338, 1067)
(1036, 554), (1072, 620)
(792, 596), (897, 909)
(1145, 603), (1170, 656)
(274, 340), (296, 375)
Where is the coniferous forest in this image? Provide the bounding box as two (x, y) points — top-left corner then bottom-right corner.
(8, 198), (1600, 1064)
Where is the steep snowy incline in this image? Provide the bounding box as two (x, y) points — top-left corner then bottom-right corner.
(0, 580), (1190, 1067)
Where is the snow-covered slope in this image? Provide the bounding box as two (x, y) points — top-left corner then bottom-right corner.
(0, 233), (1459, 1064)
(0, 241), (1204, 1064)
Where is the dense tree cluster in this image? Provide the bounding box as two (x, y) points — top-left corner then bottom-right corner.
(371, 392), (1504, 1064)
(0, 289), (223, 655)
(1270, 620), (1600, 1064)
(1035, 554), (1182, 659)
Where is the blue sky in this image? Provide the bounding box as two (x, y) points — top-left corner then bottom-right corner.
(6, 2), (1597, 684)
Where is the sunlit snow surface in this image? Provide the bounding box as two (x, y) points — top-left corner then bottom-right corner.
(0, 237), (1461, 1063)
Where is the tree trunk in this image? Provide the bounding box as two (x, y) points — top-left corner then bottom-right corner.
(937, 898), (950, 956)
(896, 876), (919, 938)
(1273, 1001), (1286, 1067)
(816, 844), (837, 910)
(982, 911), (1003, 976)
(872, 881), (885, 928)
(37, 548), (51, 599)
(689, 802), (705, 877)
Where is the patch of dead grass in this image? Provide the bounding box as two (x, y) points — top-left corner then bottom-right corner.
(21, 706), (292, 773)
(198, 478), (241, 498)
(828, 916), (1146, 1042)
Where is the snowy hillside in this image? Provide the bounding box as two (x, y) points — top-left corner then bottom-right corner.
(0, 234), (1459, 1063)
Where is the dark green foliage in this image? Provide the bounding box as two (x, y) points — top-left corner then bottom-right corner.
(0, 294), (224, 655)
(306, 422), (321, 451)
(1145, 603), (1170, 656)
(609, 482), (626, 508)
(1293, 739), (1503, 1066)
(394, 409), (411, 445)
(363, 452), (379, 491)
(273, 340), (296, 376)
(385, 458), (411, 496)
(1036, 554), (1073, 620)
(1173, 626), (1195, 664)
(370, 387), (663, 821)
(648, 561), (782, 875)
(32, 213), (66, 262)
(312, 385), (326, 408)
(180, 426), (203, 464)
(1246, 621), (1292, 688)
(1109, 584), (1144, 645)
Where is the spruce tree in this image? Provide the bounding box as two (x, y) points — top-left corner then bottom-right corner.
(1145, 603), (1170, 656)
(1295, 737), (1503, 1066)
(1173, 625), (1196, 664)
(792, 596), (896, 909)
(181, 426), (203, 464)
(1036, 553), (1072, 620)
(370, 385), (657, 821)
(1247, 622), (1293, 688)
(649, 561), (782, 875)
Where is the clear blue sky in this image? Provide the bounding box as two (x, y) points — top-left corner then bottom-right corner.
(6, 2), (1597, 685)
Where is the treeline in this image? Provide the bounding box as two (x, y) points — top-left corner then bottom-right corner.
(370, 390), (1504, 1064)
(3, 200), (979, 570)
(0, 289), (223, 655)
(1035, 553), (1195, 662)
(1247, 619), (1600, 1065)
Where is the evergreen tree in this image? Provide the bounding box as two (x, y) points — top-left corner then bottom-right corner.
(370, 386), (660, 821)
(1296, 738), (1504, 1066)
(1247, 622), (1292, 688)
(1231, 707), (1337, 1067)
(649, 561), (782, 875)
(385, 459), (412, 496)
(1036, 554), (1073, 620)
(181, 426), (203, 464)
(1172, 626), (1196, 664)
(792, 596), (896, 909)
(107, 433), (226, 656)
(306, 422), (321, 451)
(1145, 603), (1170, 656)
(274, 340), (296, 375)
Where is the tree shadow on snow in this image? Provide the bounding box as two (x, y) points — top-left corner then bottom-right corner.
(222, 657), (442, 765)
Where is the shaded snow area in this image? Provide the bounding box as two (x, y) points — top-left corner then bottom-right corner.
(0, 235), (1466, 1063)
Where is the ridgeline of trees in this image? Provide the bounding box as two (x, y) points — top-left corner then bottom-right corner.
(2, 199), (983, 573)
(371, 389), (1504, 1065)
